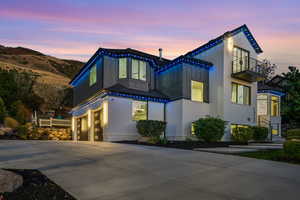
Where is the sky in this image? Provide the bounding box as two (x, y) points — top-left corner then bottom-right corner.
(0, 0), (300, 74)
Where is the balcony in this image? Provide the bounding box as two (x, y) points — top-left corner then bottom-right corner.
(232, 57), (266, 82)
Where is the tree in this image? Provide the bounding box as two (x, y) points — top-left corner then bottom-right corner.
(261, 59), (277, 80)
(0, 97), (7, 123)
(281, 66), (300, 127)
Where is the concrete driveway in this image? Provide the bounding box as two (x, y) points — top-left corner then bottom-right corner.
(0, 140), (299, 200)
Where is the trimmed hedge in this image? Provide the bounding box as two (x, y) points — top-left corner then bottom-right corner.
(136, 120), (166, 138)
(286, 129), (300, 140)
(193, 117), (226, 142)
(284, 141), (300, 159)
(252, 126), (268, 141)
(232, 127), (253, 143)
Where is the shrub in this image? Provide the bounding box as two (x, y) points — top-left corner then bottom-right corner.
(193, 117), (226, 142)
(16, 125), (29, 140)
(0, 97), (7, 123)
(232, 127), (253, 143)
(4, 117), (19, 129)
(10, 101), (31, 124)
(286, 129), (300, 140)
(252, 126), (268, 141)
(136, 120), (166, 139)
(284, 141), (300, 159)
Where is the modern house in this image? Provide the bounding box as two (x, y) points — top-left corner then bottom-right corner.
(257, 76), (285, 139)
(70, 24), (269, 142)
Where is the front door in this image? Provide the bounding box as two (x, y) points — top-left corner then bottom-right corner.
(94, 110), (103, 141)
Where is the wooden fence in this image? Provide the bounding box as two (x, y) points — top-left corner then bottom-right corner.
(39, 118), (71, 128)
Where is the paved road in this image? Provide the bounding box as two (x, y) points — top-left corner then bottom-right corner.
(0, 140), (299, 200)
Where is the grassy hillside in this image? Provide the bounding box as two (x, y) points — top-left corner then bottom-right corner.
(0, 45), (84, 79)
(0, 45), (85, 116)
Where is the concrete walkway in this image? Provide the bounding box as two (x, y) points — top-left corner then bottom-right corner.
(195, 143), (283, 154)
(0, 140), (300, 200)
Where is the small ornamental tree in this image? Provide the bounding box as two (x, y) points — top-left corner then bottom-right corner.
(0, 97), (7, 123)
(136, 120), (166, 140)
(193, 117), (226, 142)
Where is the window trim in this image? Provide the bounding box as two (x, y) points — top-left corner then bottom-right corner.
(118, 58), (127, 79)
(131, 59), (147, 81)
(89, 64), (97, 86)
(232, 46), (250, 73)
(231, 82), (251, 105)
(191, 80), (204, 102)
(132, 100), (148, 121)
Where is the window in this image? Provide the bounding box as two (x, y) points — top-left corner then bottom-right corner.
(118, 58), (127, 79)
(131, 59), (146, 81)
(191, 122), (196, 135)
(233, 46), (249, 73)
(132, 101), (147, 121)
(191, 80), (204, 102)
(89, 64), (97, 86)
(257, 94), (268, 115)
(271, 96), (279, 116)
(231, 83), (250, 105)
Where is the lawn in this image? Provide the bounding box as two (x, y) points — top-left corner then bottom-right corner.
(238, 150), (300, 165)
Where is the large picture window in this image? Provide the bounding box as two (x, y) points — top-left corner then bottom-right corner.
(191, 80), (204, 102)
(132, 59), (146, 81)
(118, 58), (127, 79)
(132, 101), (147, 121)
(233, 46), (249, 73)
(231, 83), (250, 105)
(89, 64), (97, 86)
(271, 95), (279, 116)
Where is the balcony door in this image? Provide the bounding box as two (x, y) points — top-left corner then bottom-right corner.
(94, 110), (103, 141)
(233, 47), (249, 73)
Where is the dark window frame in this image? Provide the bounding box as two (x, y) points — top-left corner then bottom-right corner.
(232, 46), (250, 73)
(231, 82), (251, 105)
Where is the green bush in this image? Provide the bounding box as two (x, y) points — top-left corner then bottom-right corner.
(136, 120), (166, 139)
(232, 127), (253, 143)
(4, 117), (19, 129)
(16, 125), (29, 140)
(252, 126), (268, 141)
(193, 117), (226, 142)
(0, 97), (7, 123)
(284, 141), (300, 159)
(286, 129), (300, 140)
(10, 101), (31, 124)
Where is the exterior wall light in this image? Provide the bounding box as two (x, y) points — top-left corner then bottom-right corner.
(227, 37), (234, 52)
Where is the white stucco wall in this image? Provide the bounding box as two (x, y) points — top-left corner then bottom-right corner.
(148, 102), (164, 121)
(104, 96), (165, 141)
(165, 99), (210, 140)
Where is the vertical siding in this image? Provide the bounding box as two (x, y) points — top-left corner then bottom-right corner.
(73, 57), (103, 106)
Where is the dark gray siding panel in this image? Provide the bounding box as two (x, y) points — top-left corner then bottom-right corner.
(156, 64), (184, 99)
(73, 57), (103, 106)
(182, 63), (209, 102)
(103, 56), (118, 88)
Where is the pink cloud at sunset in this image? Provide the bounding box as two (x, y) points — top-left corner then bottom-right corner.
(1, 0), (300, 74)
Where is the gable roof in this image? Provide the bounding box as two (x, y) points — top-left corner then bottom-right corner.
(156, 55), (213, 74)
(185, 24), (263, 57)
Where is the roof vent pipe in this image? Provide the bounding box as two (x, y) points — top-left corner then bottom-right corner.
(159, 48), (163, 60)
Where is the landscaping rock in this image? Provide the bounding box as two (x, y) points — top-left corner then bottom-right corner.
(0, 169), (23, 193)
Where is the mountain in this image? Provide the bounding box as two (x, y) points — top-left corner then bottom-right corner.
(0, 45), (84, 82)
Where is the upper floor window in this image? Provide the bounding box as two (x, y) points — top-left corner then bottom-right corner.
(271, 95), (279, 116)
(233, 46), (249, 73)
(191, 80), (204, 102)
(132, 59), (146, 81)
(89, 64), (97, 86)
(231, 82), (250, 105)
(132, 101), (147, 121)
(118, 58), (127, 79)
